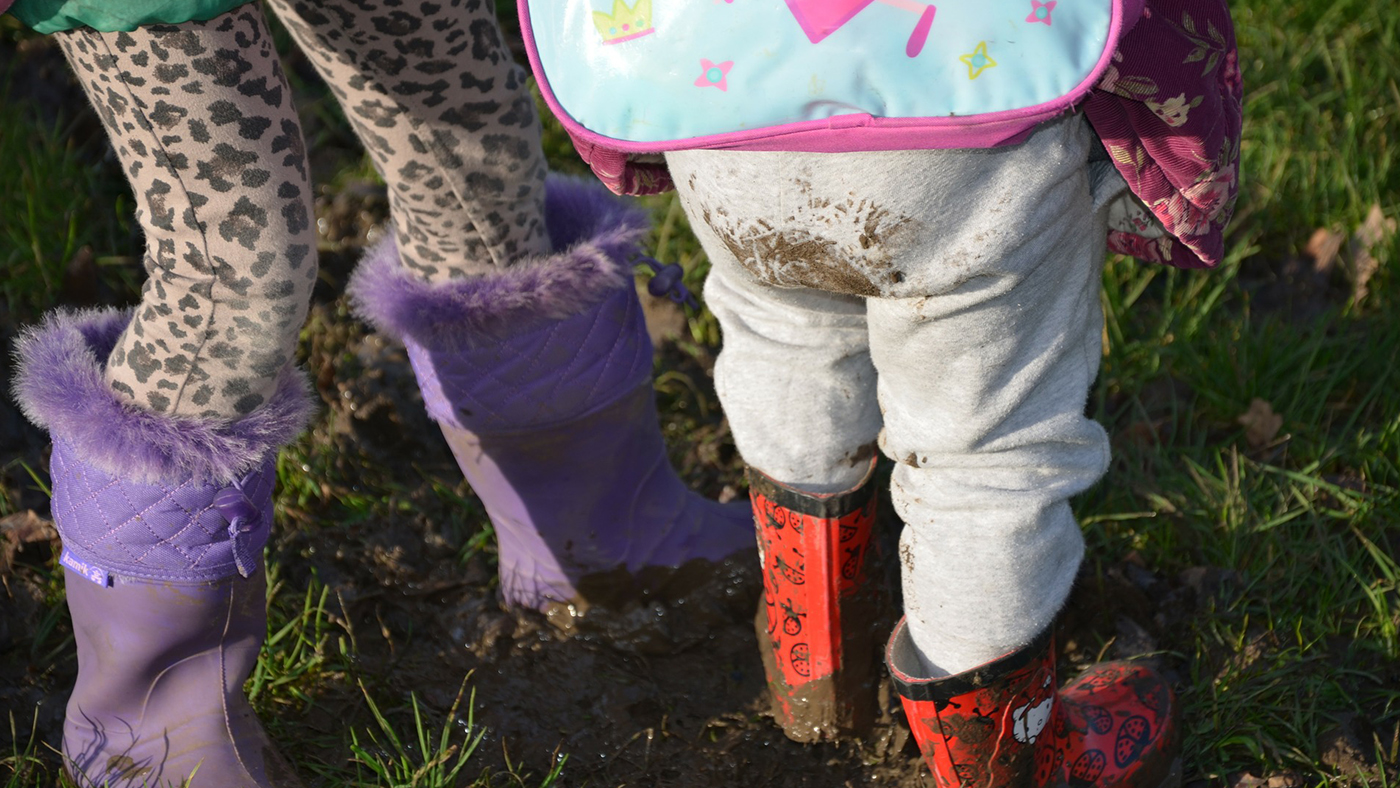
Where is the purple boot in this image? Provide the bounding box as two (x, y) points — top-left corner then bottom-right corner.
(12, 309), (313, 788)
(349, 176), (754, 616)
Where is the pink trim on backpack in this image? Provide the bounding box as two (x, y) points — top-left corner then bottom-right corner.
(519, 0), (1245, 275)
(520, 0), (1143, 160)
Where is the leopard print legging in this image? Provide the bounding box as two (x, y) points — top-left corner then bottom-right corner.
(55, 0), (549, 419)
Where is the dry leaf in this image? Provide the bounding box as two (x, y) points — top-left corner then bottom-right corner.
(1237, 398), (1283, 448)
(0, 510), (59, 575)
(1305, 226), (1344, 274)
(0, 510), (56, 545)
(1348, 204), (1396, 306)
(1265, 773), (1306, 788)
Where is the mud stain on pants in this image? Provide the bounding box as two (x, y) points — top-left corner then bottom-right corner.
(699, 188), (918, 298)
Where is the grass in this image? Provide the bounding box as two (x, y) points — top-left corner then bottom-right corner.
(345, 677), (567, 788)
(0, 19), (139, 326)
(2, 0), (1399, 784)
(1070, 1), (1400, 776)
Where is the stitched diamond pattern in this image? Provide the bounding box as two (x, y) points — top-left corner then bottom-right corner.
(413, 287), (654, 433)
(50, 438), (275, 583)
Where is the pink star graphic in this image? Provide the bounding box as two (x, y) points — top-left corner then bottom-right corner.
(1026, 0), (1055, 25)
(695, 59), (734, 92)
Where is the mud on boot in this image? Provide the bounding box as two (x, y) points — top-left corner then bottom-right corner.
(749, 459), (890, 742)
(886, 617), (1182, 788)
(12, 309), (312, 788)
(350, 175), (755, 648)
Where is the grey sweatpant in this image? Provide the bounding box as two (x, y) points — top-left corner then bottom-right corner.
(667, 115), (1123, 677)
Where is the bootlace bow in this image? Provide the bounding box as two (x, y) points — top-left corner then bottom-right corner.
(212, 483), (262, 578)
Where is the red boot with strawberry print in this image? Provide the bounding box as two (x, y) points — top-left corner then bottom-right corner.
(886, 617), (1182, 788)
(749, 460), (886, 742)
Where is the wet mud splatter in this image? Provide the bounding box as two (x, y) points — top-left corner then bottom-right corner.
(699, 189), (917, 297)
(0, 291), (930, 788)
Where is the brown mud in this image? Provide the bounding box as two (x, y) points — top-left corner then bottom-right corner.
(0, 280), (929, 787)
(4, 24), (1396, 788)
(4, 276), (1393, 786)
(0, 193), (1181, 784)
(698, 193), (916, 298)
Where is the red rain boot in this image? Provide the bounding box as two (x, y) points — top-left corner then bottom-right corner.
(749, 459), (885, 742)
(886, 617), (1183, 788)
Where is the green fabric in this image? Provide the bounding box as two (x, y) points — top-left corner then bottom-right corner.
(10, 0), (251, 33)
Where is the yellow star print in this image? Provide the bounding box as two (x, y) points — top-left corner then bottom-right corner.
(959, 41), (997, 80)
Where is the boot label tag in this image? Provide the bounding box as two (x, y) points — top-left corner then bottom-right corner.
(60, 549), (110, 587)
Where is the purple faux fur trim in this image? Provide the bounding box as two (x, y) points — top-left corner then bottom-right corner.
(348, 175), (650, 351)
(11, 308), (315, 485)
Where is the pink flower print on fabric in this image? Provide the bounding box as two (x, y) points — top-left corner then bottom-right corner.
(1084, 0), (1243, 269)
(1108, 230), (1177, 263)
(1152, 190), (1216, 237)
(1026, 0), (1055, 25)
(1220, 49), (1241, 99)
(696, 59), (734, 91)
(1181, 162), (1237, 221)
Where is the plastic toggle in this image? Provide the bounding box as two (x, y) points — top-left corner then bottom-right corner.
(638, 256), (699, 310)
(213, 486), (262, 578)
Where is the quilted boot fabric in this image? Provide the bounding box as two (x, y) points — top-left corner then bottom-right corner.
(886, 617), (1182, 788)
(12, 308), (312, 788)
(349, 177), (754, 612)
(50, 437), (275, 583)
(749, 460), (886, 742)
(412, 283), (754, 610)
(50, 436), (296, 787)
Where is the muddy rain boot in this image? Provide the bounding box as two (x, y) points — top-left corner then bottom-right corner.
(886, 616), (1182, 788)
(748, 459), (886, 742)
(350, 176), (754, 626)
(12, 309), (311, 788)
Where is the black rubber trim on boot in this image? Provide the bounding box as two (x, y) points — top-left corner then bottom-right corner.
(885, 616), (1054, 703)
(747, 457), (878, 519)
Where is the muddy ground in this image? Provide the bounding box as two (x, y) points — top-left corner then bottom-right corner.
(2, 26), (1394, 788)
(0, 270), (1241, 787)
(0, 220), (1310, 787)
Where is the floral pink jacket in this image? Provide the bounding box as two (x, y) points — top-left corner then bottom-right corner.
(1084, 0), (1242, 268)
(574, 0), (1242, 270)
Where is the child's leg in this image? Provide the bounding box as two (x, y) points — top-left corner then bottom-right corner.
(56, 6), (316, 419)
(32, 9), (317, 787)
(668, 152), (889, 741)
(677, 115), (1109, 676)
(270, 0), (754, 613)
(265, 0), (551, 278)
(666, 152), (887, 491)
(862, 131), (1109, 678)
(703, 264), (882, 492)
(672, 118), (1177, 784)
(867, 125), (1178, 787)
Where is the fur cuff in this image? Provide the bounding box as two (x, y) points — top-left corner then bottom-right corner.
(11, 308), (315, 485)
(348, 175), (650, 352)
